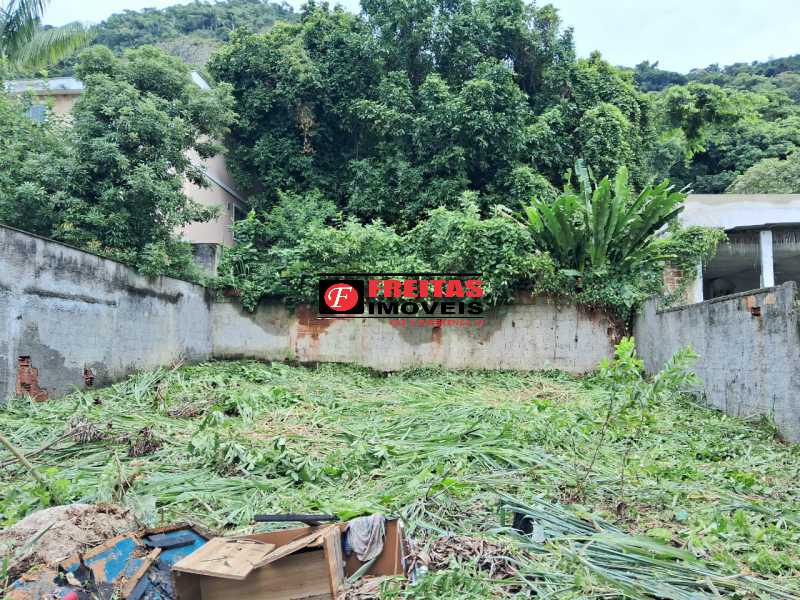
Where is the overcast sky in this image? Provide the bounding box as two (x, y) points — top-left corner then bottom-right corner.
(42, 0), (800, 73)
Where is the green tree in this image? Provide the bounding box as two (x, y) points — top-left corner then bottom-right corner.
(727, 152), (800, 193)
(210, 0), (658, 224)
(210, 0), (600, 223)
(55, 45), (235, 271)
(647, 54), (800, 192)
(632, 60), (687, 92)
(658, 83), (744, 153)
(529, 54), (655, 186)
(0, 44), (235, 279)
(0, 91), (78, 235)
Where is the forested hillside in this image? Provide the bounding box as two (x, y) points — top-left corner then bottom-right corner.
(30, 0), (296, 74)
(633, 55), (800, 193)
(2, 0), (797, 297)
(93, 0), (295, 65)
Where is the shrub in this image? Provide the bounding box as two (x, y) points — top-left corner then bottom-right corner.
(216, 166), (723, 321)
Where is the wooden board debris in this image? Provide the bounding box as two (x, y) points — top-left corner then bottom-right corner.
(172, 538), (276, 580)
(199, 550), (332, 600)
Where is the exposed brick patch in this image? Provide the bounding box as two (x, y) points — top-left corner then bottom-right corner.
(16, 356), (48, 401)
(83, 367), (95, 388)
(663, 265), (685, 293)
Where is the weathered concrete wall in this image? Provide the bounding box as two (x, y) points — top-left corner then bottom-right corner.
(212, 297), (619, 373)
(635, 281), (800, 441)
(0, 224), (619, 400)
(0, 225), (212, 400)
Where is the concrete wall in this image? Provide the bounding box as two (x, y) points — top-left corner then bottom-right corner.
(635, 281), (800, 441)
(211, 297), (619, 373)
(0, 224), (621, 401)
(0, 225), (212, 400)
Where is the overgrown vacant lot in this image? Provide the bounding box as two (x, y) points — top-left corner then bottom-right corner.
(2, 359), (799, 597)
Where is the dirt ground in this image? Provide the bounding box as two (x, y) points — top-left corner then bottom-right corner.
(0, 503), (138, 580)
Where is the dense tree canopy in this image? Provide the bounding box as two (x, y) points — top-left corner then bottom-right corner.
(630, 54), (800, 193)
(727, 152), (800, 193)
(0, 92), (78, 235)
(209, 0), (660, 226)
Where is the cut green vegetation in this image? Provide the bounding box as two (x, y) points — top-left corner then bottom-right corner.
(2, 350), (799, 597)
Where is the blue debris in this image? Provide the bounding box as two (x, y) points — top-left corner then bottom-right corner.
(8, 524), (208, 600)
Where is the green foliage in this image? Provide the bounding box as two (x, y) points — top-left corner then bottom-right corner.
(727, 152), (800, 193)
(523, 164), (685, 275)
(94, 0), (296, 54)
(595, 337), (699, 423)
(3, 360), (800, 596)
(218, 210), (421, 310)
(137, 239), (207, 282)
(207, 1), (684, 317)
(409, 194), (554, 302)
(660, 225), (728, 272)
(644, 54), (800, 192)
(209, 1), (657, 220)
(0, 45), (235, 281)
(633, 60), (687, 92)
(217, 165), (722, 320)
(217, 179), (719, 321)
(530, 54), (655, 186)
(0, 93), (79, 237)
(658, 83), (745, 153)
(217, 195), (559, 310)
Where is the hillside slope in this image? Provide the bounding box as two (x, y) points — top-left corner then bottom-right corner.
(29, 0), (296, 75)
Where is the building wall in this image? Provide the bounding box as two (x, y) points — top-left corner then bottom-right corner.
(634, 282), (800, 441)
(49, 94), (78, 115)
(211, 297), (620, 374)
(179, 176), (238, 246)
(0, 225), (212, 400)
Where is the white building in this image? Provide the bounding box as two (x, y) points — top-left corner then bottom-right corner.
(681, 194), (800, 302)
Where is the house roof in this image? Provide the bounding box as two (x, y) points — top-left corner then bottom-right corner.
(4, 71), (210, 95)
(682, 194), (800, 231)
(4, 76), (84, 95)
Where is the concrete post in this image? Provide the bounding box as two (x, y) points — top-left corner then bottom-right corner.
(759, 230), (775, 288)
(689, 262), (704, 303)
(191, 243), (221, 277)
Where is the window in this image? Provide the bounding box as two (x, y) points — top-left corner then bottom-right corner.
(26, 104), (46, 123)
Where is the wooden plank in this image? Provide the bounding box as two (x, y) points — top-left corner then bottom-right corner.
(200, 550), (332, 600)
(251, 529), (326, 569)
(245, 525), (322, 547)
(173, 570), (202, 600)
(322, 526), (344, 598)
(120, 548), (161, 598)
(172, 538), (276, 580)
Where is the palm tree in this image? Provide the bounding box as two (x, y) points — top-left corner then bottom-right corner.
(1, 0), (90, 68)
